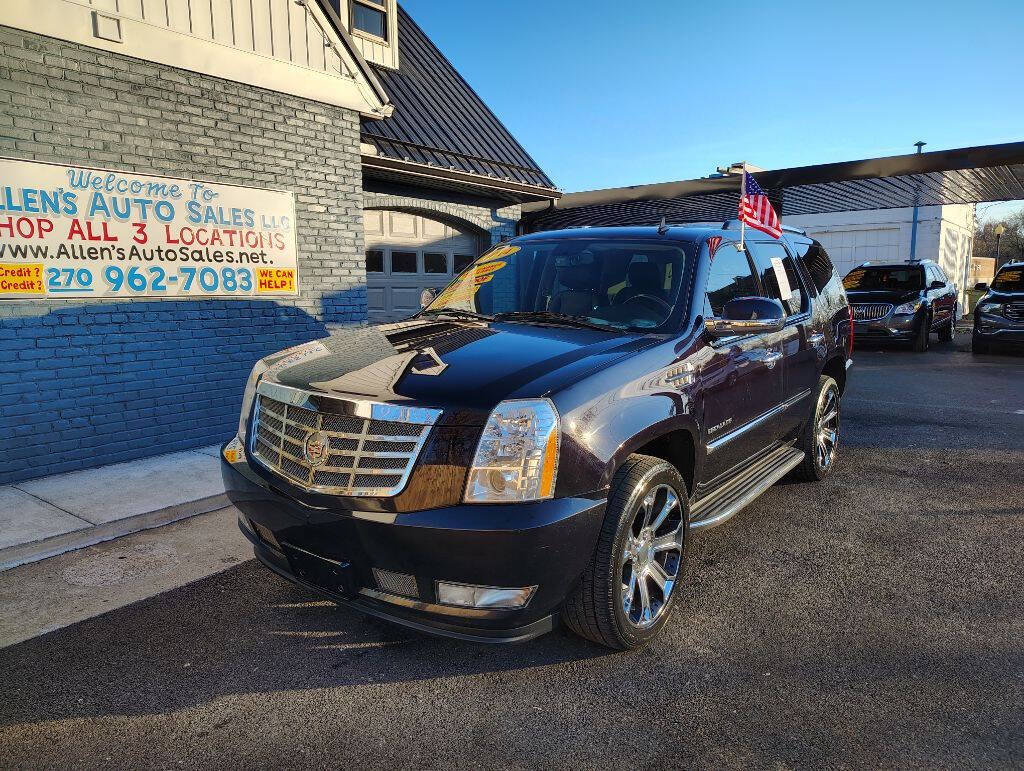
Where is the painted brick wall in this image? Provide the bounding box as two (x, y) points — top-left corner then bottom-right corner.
(0, 26), (366, 484)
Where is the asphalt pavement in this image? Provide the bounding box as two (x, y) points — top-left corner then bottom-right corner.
(2, 341), (1022, 769)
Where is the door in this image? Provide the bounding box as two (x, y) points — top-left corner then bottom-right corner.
(363, 210), (483, 323)
(699, 243), (785, 483)
(927, 264), (956, 329)
(747, 239), (817, 438)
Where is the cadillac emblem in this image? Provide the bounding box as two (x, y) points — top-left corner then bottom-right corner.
(303, 431), (330, 466)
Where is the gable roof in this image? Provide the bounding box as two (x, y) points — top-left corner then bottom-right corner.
(360, 5), (557, 199)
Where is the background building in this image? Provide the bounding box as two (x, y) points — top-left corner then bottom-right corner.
(785, 204), (976, 300)
(0, 0), (556, 484)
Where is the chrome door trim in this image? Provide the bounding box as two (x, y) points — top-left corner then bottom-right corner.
(707, 388), (812, 454)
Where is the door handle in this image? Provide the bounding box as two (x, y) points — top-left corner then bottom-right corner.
(808, 332), (825, 346)
(763, 351), (782, 368)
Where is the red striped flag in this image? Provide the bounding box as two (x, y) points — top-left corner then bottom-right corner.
(739, 170), (781, 239)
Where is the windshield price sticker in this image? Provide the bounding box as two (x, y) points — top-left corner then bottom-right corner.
(0, 158), (298, 299)
(432, 244), (519, 308)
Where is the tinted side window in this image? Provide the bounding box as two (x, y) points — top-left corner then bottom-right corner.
(748, 240), (808, 315)
(704, 246), (760, 316)
(799, 241), (836, 293)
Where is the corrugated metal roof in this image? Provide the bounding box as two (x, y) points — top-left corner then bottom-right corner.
(361, 5), (555, 192)
(523, 141), (1024, 231)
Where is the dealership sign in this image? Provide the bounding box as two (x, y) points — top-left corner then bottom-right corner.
(0, 158), (298, 298)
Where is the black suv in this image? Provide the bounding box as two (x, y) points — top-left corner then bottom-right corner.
(221, 224), (852, 649)
(972, 262), (1024, 354)
(842, 260), (959, 352)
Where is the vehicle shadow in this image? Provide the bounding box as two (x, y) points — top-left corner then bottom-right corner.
(0, 560), (616, 727)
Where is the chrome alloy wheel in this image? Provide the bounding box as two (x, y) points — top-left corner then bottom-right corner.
(620, 484), (685, 629)
(816, 385), (840, 470)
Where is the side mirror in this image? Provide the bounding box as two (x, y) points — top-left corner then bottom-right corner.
(420, 288), (436, 309)
(974, 282), (988, 291)
(705, 297), (786, 339)
(929, 280), (945, 290)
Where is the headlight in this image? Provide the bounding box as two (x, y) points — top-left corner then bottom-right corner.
(977, 302), (1003, 315)
(893, 301), (920, 315)
(465, 399), (559, 503)
(238, 359), (269, 442)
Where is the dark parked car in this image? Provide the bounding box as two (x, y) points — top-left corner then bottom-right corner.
(972, 262), (1024, 354)
(221, 223), (852, 649)
(842, 260), (959, 352)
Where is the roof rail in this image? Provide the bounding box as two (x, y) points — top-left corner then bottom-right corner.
(720, 218), (806, 236)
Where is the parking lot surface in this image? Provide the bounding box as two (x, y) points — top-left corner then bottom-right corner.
(2, 345), (1022, 769)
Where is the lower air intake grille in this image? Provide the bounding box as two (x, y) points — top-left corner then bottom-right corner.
(372, 568), (419, 598)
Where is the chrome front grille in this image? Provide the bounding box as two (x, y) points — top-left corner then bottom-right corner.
(851, 303), (893, 321)
(250, 390), (438, 497)
(1005, 302), (1024, 321)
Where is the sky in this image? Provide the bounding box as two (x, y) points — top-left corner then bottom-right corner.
(401, 0), (1024, 219)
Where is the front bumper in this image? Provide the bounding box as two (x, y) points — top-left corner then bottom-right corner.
(852, 312), (919, 341)
(973, 312), (1024, 344)
(222, 446), (606, 643)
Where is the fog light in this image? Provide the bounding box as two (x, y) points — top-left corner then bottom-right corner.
(436, 581), (536, 609)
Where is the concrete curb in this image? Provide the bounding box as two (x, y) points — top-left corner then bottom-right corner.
(0, 493), (230, 572)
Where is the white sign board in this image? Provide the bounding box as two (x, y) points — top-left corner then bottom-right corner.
(0, 158), (298, 299)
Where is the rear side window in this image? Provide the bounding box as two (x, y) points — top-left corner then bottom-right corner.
(703, 245), (759, 316)
(798, 241), (836, 293)
(747, 240), (808, 315)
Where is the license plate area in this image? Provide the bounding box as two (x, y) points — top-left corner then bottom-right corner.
(280, 541), (354, 597)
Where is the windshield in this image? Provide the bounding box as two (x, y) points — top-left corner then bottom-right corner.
(423, 239), (694, 330)
(843, 266), (924, 292)
(990, 267), (1024, 293)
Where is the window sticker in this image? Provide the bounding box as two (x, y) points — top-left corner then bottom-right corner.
(431, 244), (519, 308)
(770, 256), (792, 300)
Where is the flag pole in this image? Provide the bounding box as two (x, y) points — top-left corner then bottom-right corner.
(739, 161), (746, 252)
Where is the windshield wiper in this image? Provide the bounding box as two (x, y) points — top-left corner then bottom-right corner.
(421, 308), (496, 322)
(494, 311), (619, 331)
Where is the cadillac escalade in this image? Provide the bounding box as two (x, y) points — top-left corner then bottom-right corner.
(221, 223), (853, 649)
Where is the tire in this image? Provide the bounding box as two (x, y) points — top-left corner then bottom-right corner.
(791, 375), (840, 482)
(938, 309), (956, 343)
(562, 454), (691, 650)
(972, 334), (990, 355)
(912, 315), (930, 352)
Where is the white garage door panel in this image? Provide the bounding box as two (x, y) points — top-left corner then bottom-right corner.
(391, 287), (423, 314)
(808, 227), (901, 278)
(364, 210), (483, 323)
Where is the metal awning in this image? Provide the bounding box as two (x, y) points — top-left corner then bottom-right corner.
(521, 141), (1024, 231)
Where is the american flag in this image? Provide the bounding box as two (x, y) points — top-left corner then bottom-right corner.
(707, 236), (722, 260)
(739, 170), (781, 239)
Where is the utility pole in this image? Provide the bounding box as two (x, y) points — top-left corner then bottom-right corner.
(909, 140), (926, 260)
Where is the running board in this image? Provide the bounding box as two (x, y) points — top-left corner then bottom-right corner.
(688, 446), (805, 530)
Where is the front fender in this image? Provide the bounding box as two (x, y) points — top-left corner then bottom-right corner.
(554, 377), (701, 498)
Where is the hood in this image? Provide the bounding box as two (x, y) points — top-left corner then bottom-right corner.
(984, 288), (1024, 301)
(260, 318), (655, 420)
(845, 288), (922, 305)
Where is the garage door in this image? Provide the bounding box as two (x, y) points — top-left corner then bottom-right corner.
(807, 227), (901, 279)
(364, 210), (483, 323)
